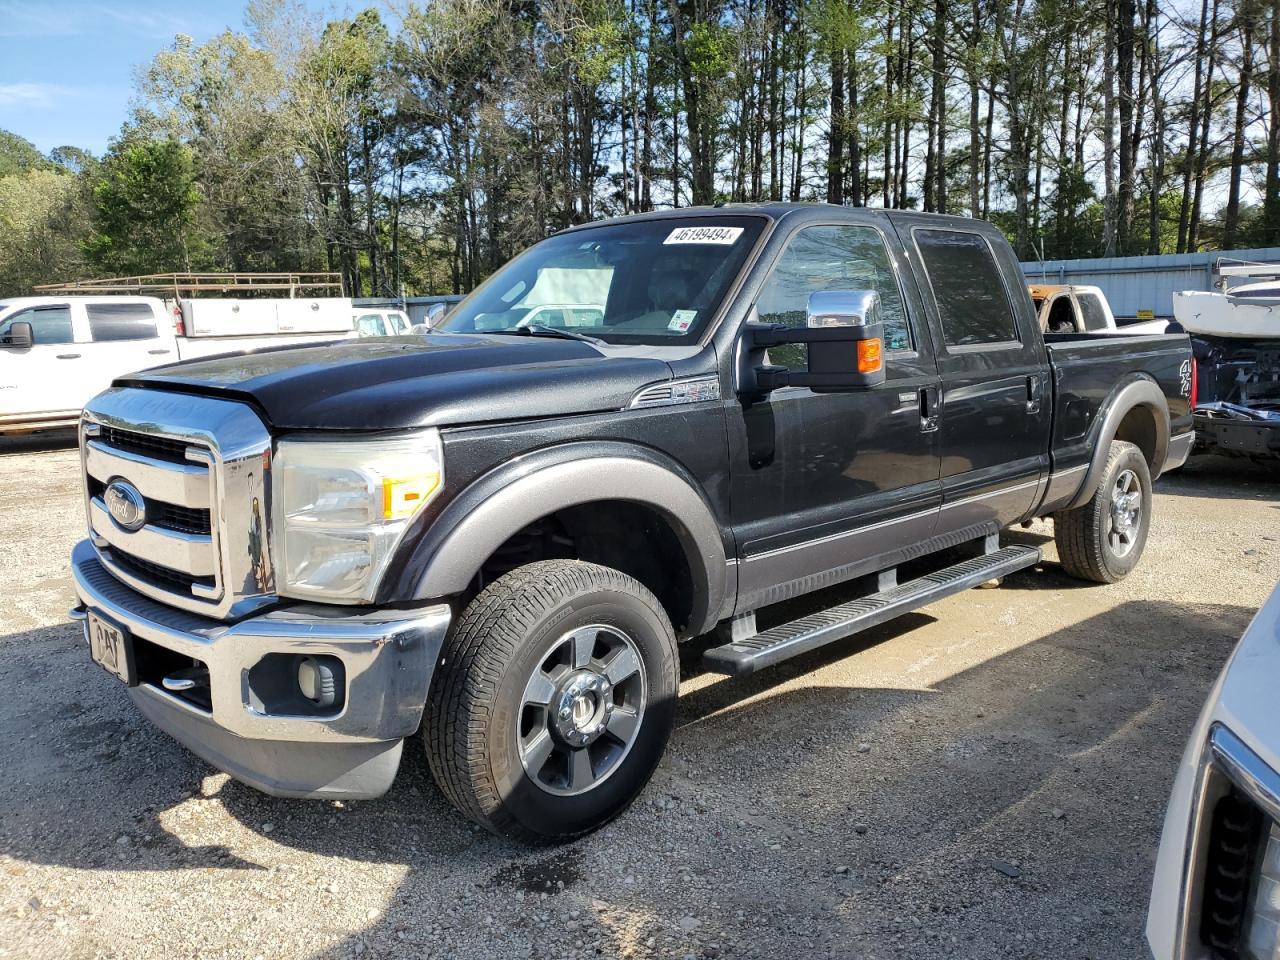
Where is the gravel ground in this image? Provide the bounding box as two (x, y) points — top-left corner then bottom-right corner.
(0, 432), (1276, 960)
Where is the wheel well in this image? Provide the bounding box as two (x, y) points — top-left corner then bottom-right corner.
(1113, 404), (1159, 470)
(468, 501), (695, 634)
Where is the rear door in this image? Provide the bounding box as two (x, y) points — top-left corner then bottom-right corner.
(0, 303), (85, 418)
(82, 301), (174, 400)
(892, 216), (1051, 534)
(725, 216), (943, 612)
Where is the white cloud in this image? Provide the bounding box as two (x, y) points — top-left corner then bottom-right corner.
(0, 3), (80, 36)
(0, 2), (216, 39)
(0, 83), (67, 109)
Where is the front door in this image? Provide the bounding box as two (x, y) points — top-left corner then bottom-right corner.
(0, 303), (83, 420)
(725, 220), (942, 613)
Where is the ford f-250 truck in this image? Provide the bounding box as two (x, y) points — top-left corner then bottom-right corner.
(69, 205), (1194, 840)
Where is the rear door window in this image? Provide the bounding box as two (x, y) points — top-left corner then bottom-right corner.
(1, 306), (74, 344)
(914, 230), (1018, 347)
(86, 302), (159, 341)
(1076, 293), (1110, 331)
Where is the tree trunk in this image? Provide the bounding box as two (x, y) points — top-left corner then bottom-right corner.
(1189, 0), (1221, 250)
(641, 0), (657, 211)
(1117, 0), (1136, 253)
(927, 0), (948, 212)
(1266, 0), (1280, 243)
(1179, 0), (1211, 251)
(883, 9), (895, 207)
(847, 46), (863, 205)
(828, 45), (845, 203)
(1223, 9), (1256, 249)
(1103, 0), (1118, 256)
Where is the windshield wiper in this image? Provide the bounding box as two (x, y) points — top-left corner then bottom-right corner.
(490, 324), (605, 346)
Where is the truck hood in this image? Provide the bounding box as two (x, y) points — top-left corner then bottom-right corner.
(1213, 582), (1280, 778)
(119, 333), (675, 431)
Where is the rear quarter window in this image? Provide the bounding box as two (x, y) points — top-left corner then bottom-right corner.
(914, 230), (1018, 347)
(87, 302), (159, 342)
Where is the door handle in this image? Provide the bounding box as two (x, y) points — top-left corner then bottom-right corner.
(919, 386), (940, 433)
(1026, 374), (1043, 414)
(55, 353), (81, 359)
(147, 349), (172, 355)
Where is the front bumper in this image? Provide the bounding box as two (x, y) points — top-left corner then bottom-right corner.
(1193, 410), (1280, 458)
(71, 539), (451, 799)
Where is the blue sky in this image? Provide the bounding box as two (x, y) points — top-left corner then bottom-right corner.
(0, 1), (367, 157)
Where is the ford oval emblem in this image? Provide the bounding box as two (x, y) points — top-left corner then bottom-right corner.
(104, 479), (147, 532)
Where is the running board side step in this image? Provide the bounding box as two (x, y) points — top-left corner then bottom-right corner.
(703, 545), (1041, 676)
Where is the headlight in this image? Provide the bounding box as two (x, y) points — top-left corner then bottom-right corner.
(272, 431), (443, 602)
(1246, 823), (1280, 959)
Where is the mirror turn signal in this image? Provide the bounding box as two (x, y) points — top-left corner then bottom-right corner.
(857, 337), (883, 375)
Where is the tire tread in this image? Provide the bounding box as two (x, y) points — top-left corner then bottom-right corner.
(423, 560), (672, 841)
(1053, 440), (1147, 584)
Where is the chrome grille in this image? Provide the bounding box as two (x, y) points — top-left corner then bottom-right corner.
(80, 387), (276, 621)
(99, 426), (195, 464)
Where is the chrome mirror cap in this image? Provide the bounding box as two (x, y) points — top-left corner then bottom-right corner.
(806, 290), (881, 329)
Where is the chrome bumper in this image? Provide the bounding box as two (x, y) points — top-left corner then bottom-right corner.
(71, 539), (451, 798)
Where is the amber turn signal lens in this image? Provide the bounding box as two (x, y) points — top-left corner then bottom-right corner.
(857, 337), (883, 374)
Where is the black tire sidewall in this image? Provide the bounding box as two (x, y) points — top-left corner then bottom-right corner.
(1093, 445), (1152, 579)
(487, 586), (678, 839)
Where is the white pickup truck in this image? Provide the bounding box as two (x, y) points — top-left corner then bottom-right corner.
(1029, 283), (1174, 336)
(1147, 582), (1280, 960)
(0, 295), (355, 434)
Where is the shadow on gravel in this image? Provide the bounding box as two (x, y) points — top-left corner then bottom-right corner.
(0, 428), (77, 457)
(1155, 454), (1279, 500)
(0, 593), (1250, 959)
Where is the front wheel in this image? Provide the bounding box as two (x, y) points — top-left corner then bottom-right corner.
(423, 560), (679, 841)
(1053, 440), (1153, 583)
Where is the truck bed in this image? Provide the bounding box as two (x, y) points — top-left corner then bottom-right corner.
(1044, 331), (1194, 475)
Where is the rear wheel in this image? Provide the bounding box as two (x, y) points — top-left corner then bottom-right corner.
(424, 560), (678, 841)
(1053, 440), (1152, 583)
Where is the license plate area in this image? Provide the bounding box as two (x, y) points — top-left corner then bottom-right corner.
(87, 611), (137, 686)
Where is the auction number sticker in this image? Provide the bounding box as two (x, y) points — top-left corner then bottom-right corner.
(664, 226), (744, 245)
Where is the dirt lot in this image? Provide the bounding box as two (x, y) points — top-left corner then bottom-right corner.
(0, 433), (1276, 960)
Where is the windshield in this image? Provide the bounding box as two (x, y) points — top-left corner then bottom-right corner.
(441, 216), (766, 344)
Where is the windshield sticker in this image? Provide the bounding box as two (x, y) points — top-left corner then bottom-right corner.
(664, 226), (744, 246)
(668, 310), (698, 332)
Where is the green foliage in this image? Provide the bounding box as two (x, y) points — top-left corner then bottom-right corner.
(84, 138), (205, 275)
(685, 20), (734, 80)
(0, 168), (91, 295)
(0, 130), (48, 177)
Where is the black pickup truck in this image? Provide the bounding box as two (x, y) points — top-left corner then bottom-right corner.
(70, 205), (1193, 840)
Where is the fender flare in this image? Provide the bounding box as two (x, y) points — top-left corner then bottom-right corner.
(1065, 377), (1170, 510)
(391, 442), (730, 636)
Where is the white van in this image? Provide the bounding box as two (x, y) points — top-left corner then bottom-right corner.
(0, 295), (355, 434)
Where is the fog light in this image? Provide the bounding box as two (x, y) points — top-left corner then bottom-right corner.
(1245, 823), (1280, 960)
(297, 656), (339, 707)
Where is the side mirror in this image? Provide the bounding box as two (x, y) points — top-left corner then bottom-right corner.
(2, 321), (34, 348)
(425, 303), (447, 326)
(738, 290), (886, 396)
